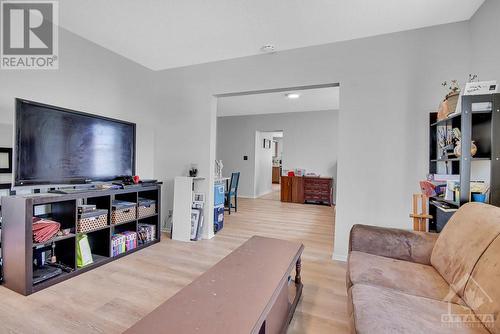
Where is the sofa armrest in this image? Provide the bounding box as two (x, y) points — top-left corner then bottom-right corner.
(349, 224), (438, 265)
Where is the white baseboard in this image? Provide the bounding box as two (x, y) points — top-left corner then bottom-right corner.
(332, 253), (348, 262)
(256, 189), (273, 198)
(237, 195), (256, 199)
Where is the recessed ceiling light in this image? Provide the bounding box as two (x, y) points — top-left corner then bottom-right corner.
(260, 44), (276, 53)
(285, 93), (300, 99)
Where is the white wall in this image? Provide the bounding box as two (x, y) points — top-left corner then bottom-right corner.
(0, 123), (12, 184)
(1, 1), (496, 255)
(0, 28), (158, 179)
(217, 110), (338, 198)
(254, 131), (274, 197)
(0, 27), (179, 226)
(154, 20), (473, 259)
(469, 0), (500, 81)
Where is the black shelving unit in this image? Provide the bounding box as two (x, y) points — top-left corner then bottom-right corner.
(0, 184), (161, 295)
(428, 93), (500, 231)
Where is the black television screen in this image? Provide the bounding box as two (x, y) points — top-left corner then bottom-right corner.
(14, 99), (135, 186)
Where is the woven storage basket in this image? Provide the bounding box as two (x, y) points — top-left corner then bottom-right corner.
(77, 213), (107, 233)
(112, 206), (137, 224)
(138, 204), (156, 218)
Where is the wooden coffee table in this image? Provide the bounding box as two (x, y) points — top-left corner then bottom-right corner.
(124, 236), (304, 334)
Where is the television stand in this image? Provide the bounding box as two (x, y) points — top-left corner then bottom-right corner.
(1, 184), (161, 295)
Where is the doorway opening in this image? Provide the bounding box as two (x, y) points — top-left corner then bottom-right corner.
(255, 130), (284, 201)
(215, 84), (339, 203)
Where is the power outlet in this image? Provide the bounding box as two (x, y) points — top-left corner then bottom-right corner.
(168, 210), (173, 218)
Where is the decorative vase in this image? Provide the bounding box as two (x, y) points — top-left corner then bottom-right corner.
(437, 100), (450, 121)
(437, 91), (460, 121)
(446, 91), (460, 115)
(471, 141), (478, 157)
(454, 141), (477, 157)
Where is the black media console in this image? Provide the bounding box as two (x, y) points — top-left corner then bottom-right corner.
(0, 184), (161, 295)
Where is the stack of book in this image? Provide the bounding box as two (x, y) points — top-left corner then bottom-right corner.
(122, 231), (137, 251)
(111, 234), (126, 257)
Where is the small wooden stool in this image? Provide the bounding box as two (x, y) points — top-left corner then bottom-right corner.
(410, 194), (433, 232)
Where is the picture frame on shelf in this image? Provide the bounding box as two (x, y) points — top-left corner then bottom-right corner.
(193, 192), (205, 204)
(0, 148), (12, 173)
(190, 209), (201, 240)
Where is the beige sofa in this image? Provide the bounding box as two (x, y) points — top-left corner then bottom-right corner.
(347, 202), (500, 334)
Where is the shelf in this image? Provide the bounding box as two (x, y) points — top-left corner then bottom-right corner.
(138, 213), (158, 220)
(137, 240), (157, 248)
(33, 233), (76, 248)
(471, 110), (493, 115)
(471, 157), (491, 161)
(111, 240), (159, 260)
(430, 110), (492, 127)
(32, 270), (73, 291)
(76, 254), (109, 270)
(430, 196), (459, 207)
(111, 219), (137, 227)
(431, 158), (460, 162)
(2, 185), (162, 295)
(430, 113), (461, 127)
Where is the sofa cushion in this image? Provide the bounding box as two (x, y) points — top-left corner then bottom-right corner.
(348, 251), (463, 304)
(431, 203), (500, 297)
(349, 284), (490, 334)
(463, 234), (500, 333)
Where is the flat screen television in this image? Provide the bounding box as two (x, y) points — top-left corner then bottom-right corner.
(14, 99), (136, 186)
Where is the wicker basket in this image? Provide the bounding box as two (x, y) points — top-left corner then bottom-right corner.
(138, 203), (156, 218)
(112, 206), (137, 224)
(77, 213), (108, 233)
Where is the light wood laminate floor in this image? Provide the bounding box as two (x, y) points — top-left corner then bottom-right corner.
(0, 198), (349, 333)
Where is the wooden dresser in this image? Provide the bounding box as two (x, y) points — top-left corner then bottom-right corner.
(304, 177), (333, 206)
(281, 176), (304, 203)
(281, 176), (333, 206)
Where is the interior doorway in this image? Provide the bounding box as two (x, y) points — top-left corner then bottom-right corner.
(255, 130), (283, 201)
(215, 84), (339, 201)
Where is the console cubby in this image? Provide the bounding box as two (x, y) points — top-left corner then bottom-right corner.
(34, 200), (76, 231)
(138, 216), (160, 242)
(1, 184), (161, 295)
(138, 189), (159, 202)
(32, 236), (76, 271)
(84, 195), (112, 224)
(84, 228), (111, 259)
(114, 192), (138, 204)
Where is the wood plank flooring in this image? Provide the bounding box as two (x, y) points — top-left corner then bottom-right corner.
(0, 197), (349, 334)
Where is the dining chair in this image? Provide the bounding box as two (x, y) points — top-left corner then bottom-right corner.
(225, 172), (240, 214)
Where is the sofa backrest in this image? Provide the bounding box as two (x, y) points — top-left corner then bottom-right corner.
(463, 234), (500, 333)
(431, 203), (500, 297)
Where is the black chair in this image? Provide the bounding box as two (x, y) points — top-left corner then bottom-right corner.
(225, 172), (240, 214)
